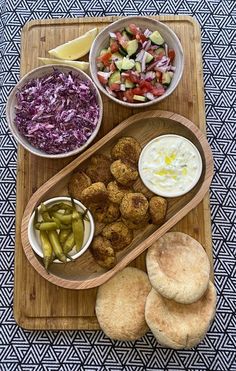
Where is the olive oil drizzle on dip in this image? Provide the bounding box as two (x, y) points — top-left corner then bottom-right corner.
(139, 135), (203, 197)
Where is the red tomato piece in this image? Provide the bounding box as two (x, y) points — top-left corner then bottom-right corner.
(151, 86), (165, 96)
(156, 71), (162, 82)
(97, 52), (112, 67)
(128, 71), (140, 83)
(132, 87), (143, 95)
(97, 74), (108, 85)
(109, 62), (116, 72)
(110, 40), (119, 53)
(123, 89), (134, 102)
(168, 49), (175, 62)
(109, 83), (120, 91)
(129, 24), (139, 36)
(136, 33), (147, 43)
(116, 32), (128, 49)
(155, 51), (165, 61)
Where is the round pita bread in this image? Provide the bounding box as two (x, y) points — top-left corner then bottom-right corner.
(146, 232), (210, 304)
(96, 267), (151, 341)
(145, 282), (216, 349)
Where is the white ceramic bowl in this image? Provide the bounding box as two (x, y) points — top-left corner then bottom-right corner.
(6, 64), (103, 159)
(139, 134), (203, 198)
(28, 196), (95, 263)
(89, 16), (184, 108)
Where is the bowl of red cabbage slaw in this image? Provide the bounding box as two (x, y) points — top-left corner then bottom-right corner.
(6, 65), (103, 158)
(89, 16), (184, 108)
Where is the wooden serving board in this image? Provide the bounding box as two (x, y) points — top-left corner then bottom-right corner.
(14, 16), (213, 330)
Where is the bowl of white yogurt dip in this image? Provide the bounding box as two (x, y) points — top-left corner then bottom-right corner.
(139, 134), (203, 198)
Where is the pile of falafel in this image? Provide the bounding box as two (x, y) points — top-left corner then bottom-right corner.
(68, 137), (167, 270)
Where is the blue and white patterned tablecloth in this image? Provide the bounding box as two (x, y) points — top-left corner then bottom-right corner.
(0, 1), (236, 370)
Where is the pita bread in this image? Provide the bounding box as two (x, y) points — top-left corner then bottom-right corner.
(146, 232), (210, 304)
(96, 267), (151, 341)
(145, 282), (216, 349)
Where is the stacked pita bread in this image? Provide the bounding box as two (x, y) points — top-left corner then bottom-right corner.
(95, 232), (216, 348)
(145, 232), (216, 349)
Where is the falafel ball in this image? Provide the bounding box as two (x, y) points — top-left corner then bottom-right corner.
(122, 213), (150, 230)
(90, 236), (116, 269)
(91, 202), (120, 223)
(81, 182), (108, 206)
(111, 137), (141, 164)
(133, 177), (154, 200)
(68, 171), (92, 200)
(120, 193), (149, 222)
(107, 181), (133, 204)
(85, 154), (113, 185)
(149, 196), (167, 225)
(102, 221), (133, 251)
(110, 159), (138, 186)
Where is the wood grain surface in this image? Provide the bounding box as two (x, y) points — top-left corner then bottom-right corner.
(14, 16), (213, 330)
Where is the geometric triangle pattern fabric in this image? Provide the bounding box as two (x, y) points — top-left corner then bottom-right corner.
(0, 0), (236, 370)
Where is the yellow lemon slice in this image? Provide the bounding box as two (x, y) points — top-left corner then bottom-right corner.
(48, 28), (97, 60)
(38, 57), (90, 73)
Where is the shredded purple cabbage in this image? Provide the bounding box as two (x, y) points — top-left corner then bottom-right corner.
(14, 70), (100, 154)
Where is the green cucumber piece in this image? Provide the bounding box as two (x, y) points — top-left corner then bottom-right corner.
(133, 95), (146, 102)
(119, 47), (127, 56)
(125, 79), (135, 88)
(121, 30), (131, 41)
(135, 61), (141, 73)
(121, 57), (135, 70)
(115, 60), (123, 71)
(126, 39), (139, 56)
(108, 71), (121, 86)
(162, 71), (172, 86)
(112, 52), (123, 60)
(145, 51), (154, 63)
(149, 31), (164, 45)
(125, 26), (134, 35)
(155, 47), (165, 56)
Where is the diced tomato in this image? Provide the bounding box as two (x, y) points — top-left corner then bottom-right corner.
(132, 87), (142, 95)
(151, 86), (165, 96)
(139, 80), (153, 93)
(116, 91), (124, 100)
(97, 73), (108, 85)
(109, 83), (120, 91)
(116, 32), (128, 49)
(155, 51), (165, 60)
(136, 33), (147, 43)
(128, 71), (140, 83)
(109, 62), (116, 72)
(123, 89), (134, 103)
(129, 24), (140, 36)
(110, 40), (119, 53)
(96, 52), (112, 67)
(168, 49), (175, 62)
(156, 71), (162, 83)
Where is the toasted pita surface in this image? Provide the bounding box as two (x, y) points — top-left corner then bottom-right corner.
(146, 232), (210, 304)
(96, 267), (151, 341)
(145, 282), (216, 349)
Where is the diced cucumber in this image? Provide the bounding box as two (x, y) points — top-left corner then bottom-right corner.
(108, 71), (121, 86)
(119, 47), (127, 56)
(125, 79), (135, 88)
(112, 52), (123, 60)
(121, 57), (135, 70)
(155, 47), (165, 56)
(133, 95), (147, 102)
(149, 31), (164, 45)
(121, 30), (131, 41)
(100, 48), (109, 56)
(126, 39), (139, 56)
(115, 60), (123, 71)
(145, 51), (154, 63)
(162, 71), (172, 86)
(125, 26), (134, 35)
(135, 61), (141, 73)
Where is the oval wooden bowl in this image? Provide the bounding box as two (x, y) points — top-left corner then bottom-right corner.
(21, 110), (214, 289)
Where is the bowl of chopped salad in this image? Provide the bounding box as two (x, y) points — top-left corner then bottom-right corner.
(6, 65), (103, 158)
(89, 16), (184, 107)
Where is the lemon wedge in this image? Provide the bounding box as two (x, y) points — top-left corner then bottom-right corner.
(48, 28), (97, 60)
(38, 57), (90, 72)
